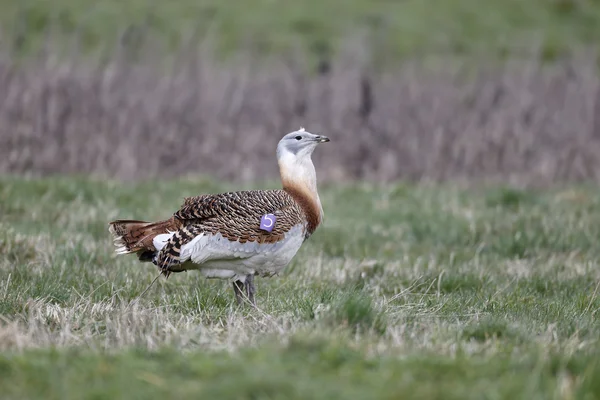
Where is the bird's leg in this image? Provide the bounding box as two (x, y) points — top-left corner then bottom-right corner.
(232, 275), (256, 306)
(233, 280), (245, 305)
(244, 274), (256, 306)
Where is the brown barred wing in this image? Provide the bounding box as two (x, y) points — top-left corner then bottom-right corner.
(174, 190), (306, 243)
(155, 190), (306, 272)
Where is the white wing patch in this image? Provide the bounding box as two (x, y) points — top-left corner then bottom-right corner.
(153, 232), (175, 251)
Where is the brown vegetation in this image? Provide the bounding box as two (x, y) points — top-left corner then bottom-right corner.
(1, 41), (599, 185)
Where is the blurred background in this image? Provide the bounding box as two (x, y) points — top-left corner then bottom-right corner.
(1, 0), (599, 185)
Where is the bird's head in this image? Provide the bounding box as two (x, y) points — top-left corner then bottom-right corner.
(276, 127), (330, 161)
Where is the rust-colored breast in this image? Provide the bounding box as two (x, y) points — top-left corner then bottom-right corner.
(282, 186), (322, 237)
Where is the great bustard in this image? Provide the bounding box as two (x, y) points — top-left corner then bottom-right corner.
(108, 128), (330, 306)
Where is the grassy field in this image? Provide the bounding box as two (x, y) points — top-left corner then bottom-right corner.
(3, 0), (600, 59)
(1, 176), (600, 398)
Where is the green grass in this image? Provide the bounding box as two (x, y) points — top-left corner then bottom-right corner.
(3, 0), (600, 60)
(2, 176), (600, 398)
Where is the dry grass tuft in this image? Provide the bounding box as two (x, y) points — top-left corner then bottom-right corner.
(1, 37), (600, 185)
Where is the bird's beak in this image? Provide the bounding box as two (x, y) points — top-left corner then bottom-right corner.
(315, 135), (330, 143)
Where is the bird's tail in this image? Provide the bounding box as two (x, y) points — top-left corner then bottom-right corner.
(108, 218), (178, 257)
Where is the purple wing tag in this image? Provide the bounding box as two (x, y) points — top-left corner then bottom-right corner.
(260, 213), (276, 232)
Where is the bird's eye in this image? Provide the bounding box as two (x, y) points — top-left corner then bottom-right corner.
(295, 136), (302, 140)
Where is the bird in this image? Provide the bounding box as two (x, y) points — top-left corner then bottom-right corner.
(108, 127), (330, 306)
